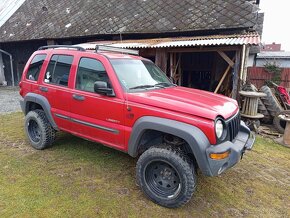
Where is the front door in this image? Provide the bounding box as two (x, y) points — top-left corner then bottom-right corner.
(69, 57), (125, 150)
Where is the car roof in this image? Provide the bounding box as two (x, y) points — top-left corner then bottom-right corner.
(36, 48), (147, 60)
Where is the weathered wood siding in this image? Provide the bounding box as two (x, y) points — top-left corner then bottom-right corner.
(247, 67), (290, 88)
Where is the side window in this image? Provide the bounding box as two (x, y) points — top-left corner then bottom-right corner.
(76, 58), (109, 92)
(26, 54), (46, 81)
(44, 55), (73, 86)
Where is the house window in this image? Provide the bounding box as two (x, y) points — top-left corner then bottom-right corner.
(44, 55), (73, 86)
(76, 57), (109, 92)
(26, 54), (46, 81)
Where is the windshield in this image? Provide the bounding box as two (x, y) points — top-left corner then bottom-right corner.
(111, 59), (173, 91)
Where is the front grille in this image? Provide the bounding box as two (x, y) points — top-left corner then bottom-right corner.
(226, 112), (240, 141)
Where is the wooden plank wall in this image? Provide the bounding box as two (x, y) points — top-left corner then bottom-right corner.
(247, 67), (290, 88)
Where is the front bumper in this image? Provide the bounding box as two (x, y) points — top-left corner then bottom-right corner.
(205, 121), (255, 176)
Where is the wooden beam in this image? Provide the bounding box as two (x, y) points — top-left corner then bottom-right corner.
(217, 50), (234, 67)
(214, 57), (235, 94)
(168, 46), (240, 53)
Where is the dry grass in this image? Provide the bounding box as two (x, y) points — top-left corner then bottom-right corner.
(0, 112), (289, 217)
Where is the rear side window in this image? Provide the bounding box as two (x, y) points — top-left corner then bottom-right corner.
(26, 54), (46, 81)
(44, 55), (73, 86)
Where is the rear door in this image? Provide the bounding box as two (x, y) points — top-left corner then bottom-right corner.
(69, 56), (125, 150)
(22, 53), (47, 96)
(40, 54), (75, 132)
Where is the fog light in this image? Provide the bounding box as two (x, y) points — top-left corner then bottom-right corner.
(209, 151), (230, 160)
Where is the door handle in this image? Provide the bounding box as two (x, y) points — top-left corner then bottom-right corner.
(39, 86), (48, 92)
(73, 94), (85, 101)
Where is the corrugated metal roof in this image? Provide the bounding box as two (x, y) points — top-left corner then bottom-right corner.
(77, 33), (260, 50)
(0, 0), (26, 27)
(257, 51), (290, 59)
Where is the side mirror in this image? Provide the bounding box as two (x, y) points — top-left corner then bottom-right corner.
(94, 81), (115, 97)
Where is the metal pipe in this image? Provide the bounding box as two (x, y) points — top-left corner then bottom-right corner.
(9, 54), (14, 86)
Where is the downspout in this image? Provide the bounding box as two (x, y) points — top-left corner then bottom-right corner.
(0, 49), (14, 86)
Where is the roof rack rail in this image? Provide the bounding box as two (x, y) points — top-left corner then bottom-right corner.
(38, 45), (86, 51)
(95, 45), (139, 56)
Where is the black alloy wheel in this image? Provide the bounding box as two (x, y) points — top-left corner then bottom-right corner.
(144, 160), (181, 199)
(27, 119), (41, 143)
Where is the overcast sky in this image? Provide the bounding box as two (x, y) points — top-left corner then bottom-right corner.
(259, 0), (290, 51)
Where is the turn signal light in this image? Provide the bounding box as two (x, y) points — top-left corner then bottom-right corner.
(210, 151), (230, 160)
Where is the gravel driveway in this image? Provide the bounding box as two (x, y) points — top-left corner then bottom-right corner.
(0, 86), (22, 114)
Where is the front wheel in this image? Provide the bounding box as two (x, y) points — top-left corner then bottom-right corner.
(136, 146), (196, 208)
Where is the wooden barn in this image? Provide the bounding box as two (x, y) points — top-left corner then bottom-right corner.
(0, 0), (263, 98)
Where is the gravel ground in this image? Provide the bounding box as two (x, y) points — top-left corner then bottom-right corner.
(0, 86), (22, 114)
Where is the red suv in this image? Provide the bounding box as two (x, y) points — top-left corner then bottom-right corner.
(19, 45), (254, 208)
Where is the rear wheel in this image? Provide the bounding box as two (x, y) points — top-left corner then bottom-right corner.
(25, 110), (56, 149)
(136, 145), (196, 208)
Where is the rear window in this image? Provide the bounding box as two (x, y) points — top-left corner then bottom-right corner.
(44, 55), (73, 87)
(26, 54), (46, 81)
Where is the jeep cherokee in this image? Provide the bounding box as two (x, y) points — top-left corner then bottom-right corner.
(19, 45), (255, 208)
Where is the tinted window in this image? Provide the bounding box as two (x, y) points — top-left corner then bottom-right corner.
(76, 58), (109, 92)
(44, 55), (73, 86)
(26, 54), (46, 81)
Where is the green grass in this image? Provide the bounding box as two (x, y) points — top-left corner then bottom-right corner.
(0, 112), (289, 217)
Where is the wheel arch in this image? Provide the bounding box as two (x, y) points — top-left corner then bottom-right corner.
(22, 93), (58, 130)
(128, 116), (213, 176)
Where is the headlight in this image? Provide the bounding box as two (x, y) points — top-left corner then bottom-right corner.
(215, 119), (224, 139)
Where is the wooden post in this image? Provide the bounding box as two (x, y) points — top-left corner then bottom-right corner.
(178, 53), (182, 86)
(155, 49), (168, 73)
(169, 53), (174, 78)
(232, 50), (241, 99)
(243, 46), (250, 83)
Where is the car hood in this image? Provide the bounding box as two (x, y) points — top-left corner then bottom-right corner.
(127, 86), (239, 120)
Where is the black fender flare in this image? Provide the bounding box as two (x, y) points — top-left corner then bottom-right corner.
(128, 116), (213, 176)
(22, 93), (58, 130)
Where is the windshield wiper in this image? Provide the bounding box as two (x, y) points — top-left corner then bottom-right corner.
(154, 82), (176, 87)
(129, 85), (156, 90)
(129, 83), (175, 90)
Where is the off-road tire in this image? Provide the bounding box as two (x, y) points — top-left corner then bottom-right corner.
(136, 145), (196, 208)
(25, 109), (56, 150)
(273, 111), (288, 134)
(260, 86), (283, 117)
(257, 99), (272, 124)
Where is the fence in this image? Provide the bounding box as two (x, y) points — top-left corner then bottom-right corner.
(247, 67), (290, 88)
